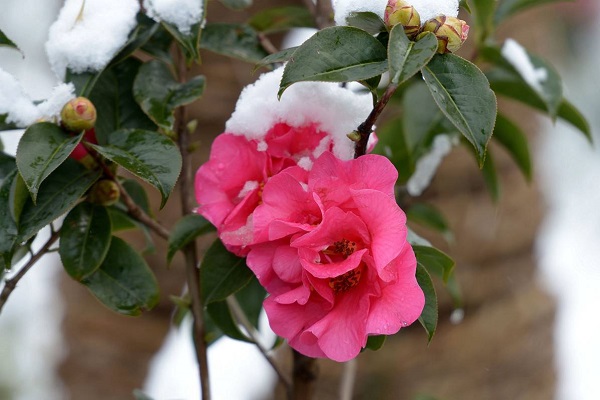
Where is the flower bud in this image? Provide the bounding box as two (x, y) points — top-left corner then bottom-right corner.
(69, 128), (99, 169)
(61, 97), (97, 132)
(418, 15), (469, 54)
(88, 179), (120, 206)
(384, 0), (421, 39)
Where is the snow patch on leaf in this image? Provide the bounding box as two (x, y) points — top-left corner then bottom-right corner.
(502, 38), (548, 94)
(143, 0), (204, 34)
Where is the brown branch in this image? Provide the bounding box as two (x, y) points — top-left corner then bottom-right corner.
(292, 350), (319, 400)
(0, 230), (60, 315)
(258, 33), (279, 55)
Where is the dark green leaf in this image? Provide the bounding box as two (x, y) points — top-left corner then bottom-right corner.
(16, 122), (82, 203)
(18, 159), (101, 243)
(89, 129), (182, 208)
(345, 12), (387, 35)
(406, 203), (451, 236)
(66, 69), (102, 97)
(0, 153), (16, 184)
(206, 301), (252, 342)
(388, 28), (437, 85)
(413, 245), (455, 283)
(557, 100), (591, 141)
(107, 207), (137, 231)
(493, 114), (532, 181)
(162, 21), (202, 64)
(121, 179), (152, 215)
(470, 0), (496, 43)
(479, 148), (500, 202)
(422, 54), (497, 166)
(249, 6), (315, 33)
(0, 29), (19, 51)
(279, 26), (389, 97)
(0, 170), (19, 266)
(255, 47), (297, 71)
(0, 114), (18, 131)
(59, 203), (112, 281)
(167, 214), (215, 264)
(373, 118), (414, 183)
(81, 236), (159, 316)
(234, 275), (266, 328)
(200, 239), (253, 305)
(109, 14), (160, 66)
(200, 23), (269, 64)
(416, 264), (437, 342)
(495, 0), (569, 24)
(141, 23), (175, 65)
(364, 335), (386, 351)
(219, 0), (252, 10)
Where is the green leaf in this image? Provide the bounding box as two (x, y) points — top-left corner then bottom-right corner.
(422, 54), (497, 166)
(388, 28), (437, 85)
(133, 60), (205, 132)
(248, 6), (315, 33)
(206, 301), (252, 343)
(81, 237), (159, 316)
(66, 69), (102, 97)
(121, 179), (152, 215)
(59, 203), (112, 281)
(254, 47), (297, 71)
(406, 203), (451, 237)
(279, 26), (389, 97)
(167, 214), (215, 264)
(416, 264), (437, 342)
(0, 114), (18, 131)
(89, 129), (182, 208)
(0, 152), (16, 184)
(470, 0), (496, 44)
(219, 0), (252, 10)
(234, 275), (266, 328)
(364, 335), (386, 351)
(460, 0), (472, 13)
(557, 100), (591, 141)
(0, 170), (19, 266)
(162, 21), (203, 64)
(109, 14), (160, 66)
(0, 29), (20, 52)
(200, 239), (253, 305)
(18, 158), (101, 243)
(493, 114), (532, 181)
(373, 118), (415, 183)
(495, 0), (569, 24)
(200, 23), (269, 64)
(16, 122), (83, 203)
(345, 12), (387, 35)
(413, 245), (455, 283)
(479, 148), (500, 202)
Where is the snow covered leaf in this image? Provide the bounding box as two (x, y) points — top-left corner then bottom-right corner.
(81, 236), (159, 316)
(16, 123), (83, 203)
(254, 47), (297, 71)
(219, 0), (252, 10)
(89, 129), (182, 209)
(133, 60), (205, 132)
(59, 203), (112, 281)
(200, 23), (269, 63)
(248, 6), (315, 33)
(413, 245), (455, 283)
(200, 239), (253, 305)
(416, 264), (437, 342)
(0, 29), (19, 52)
(422, 54), (497, 167)
(495, 0), (565, 25)
(167, 214), (215, 264)
(279, 26), (388, 97)
(388, 27), (437, 85)
(493, 114), (532, 181)
(18, 159), (101, 243)
(345, 12), (386, 35)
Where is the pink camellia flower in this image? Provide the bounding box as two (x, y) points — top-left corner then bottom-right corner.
(247, 152), (424, 362)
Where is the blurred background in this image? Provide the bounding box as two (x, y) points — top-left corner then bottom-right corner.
(0, 0), (598, 399)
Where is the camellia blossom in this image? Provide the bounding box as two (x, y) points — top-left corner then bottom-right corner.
(246, 152), (424, 361)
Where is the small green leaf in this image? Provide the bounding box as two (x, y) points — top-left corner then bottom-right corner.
(200, 239), (253, 305)
(364, 335), (386, 351)
(162, 21), (203, 64)
(406, 203), (451, 237)
(255, 47), (297, 71)
(249, 6), (315, 33)
(219, 0), (252, 10)
(167, 214), (215, 264)
(479, 148), (500, 202)
(557, 100), (591, 141)
(200, 23), (269, 64)
(59, 203), (112, 281)
(0, 29), (20, 52)
(413, 245), (455, 283)
(16, 122), (83, 203)
(89, 129), (182, 208)
(345, 12), (387, 35)
(495, 0), (569, 24)
(388, 28), (437, 85)
(206, 301), (252, 342)
(0, 152), (16, 184)
(81, 236), (159, 316)
(416, 264), (437, 342)
(279, 26), (389, 97)
(493, 114), (532, 181)
(422, 54), (497, 166)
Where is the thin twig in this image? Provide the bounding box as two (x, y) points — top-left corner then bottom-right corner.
(0, 230), (60, 315)
(258, 32), (279, 55)
(339, 358), (358, 400)
(226, 296), (293, 395)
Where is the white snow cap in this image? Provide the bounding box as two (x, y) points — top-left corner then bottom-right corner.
(406, 134), (457, 196)
(225, 68), (373, 161)
(144, 0), (204, 34)
(45, 0), (140, 79)
(502, 38), (548, 93)
(0, 68), (75, 127)
(334, 0), (459, 26)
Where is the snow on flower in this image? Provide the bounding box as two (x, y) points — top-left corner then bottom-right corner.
(45, 0), (139, 79)
(334, 0), (459, 27)
(143, 0), (204, 34)
(246, 152), (424, 361)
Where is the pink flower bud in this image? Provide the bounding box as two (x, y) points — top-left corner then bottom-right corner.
(418, 15), (469, 54)
(88, 179), (120, 206)
(61, 97), (97, 132)
(384, 0), (421, 39)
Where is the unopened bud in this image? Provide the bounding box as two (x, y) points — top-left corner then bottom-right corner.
(384, 0), (421, 39)
(347, 131), (361, 142)
(88, 179), (120, 206)
(417, 15), (469, 54)
(61, 97), (97, 132)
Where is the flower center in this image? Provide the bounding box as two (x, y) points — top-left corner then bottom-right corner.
(325, 239), (357, 258)
(329, 267), (362, 294)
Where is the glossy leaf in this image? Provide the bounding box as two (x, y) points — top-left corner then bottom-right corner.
(388, 28), (437, 85)
(0, 29), (19, 51)
(0, 152), (16, 184)
(416, 264), (437, 342)
(219, 0), (252, 10)
(133, 60), (205, 132)
(81, 237), (159, 316)
(66, 69), (102, 97)
(406, 203), (451, 236)
(365, 335), (386, 351)
(89, 129), (182, 208)
(255, 47), (297, 71)
(249, 6), (315, 33)
(59, 203), (112, 281)
(200, 239), (253, 305)
(200, 24), (269, 64)
(495, 0), (568, 24)
(0, 170), (19, 266)
(167, 214), (215, 264)
(345, 12), (387, 35)
(18, 159), (101, 243)
(16, 122), (83, 203)
(279, 26), (389, 97)
(373, 118), (414, 183)
(422, 54), (497, 166)
(206, 301), (252, 343)
(413, 245), (455, 283)
(493, 114), (532, 181)
(162, 21), (202, 64)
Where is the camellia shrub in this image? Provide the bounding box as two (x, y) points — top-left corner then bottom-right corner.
(0, 0), (590, 398)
